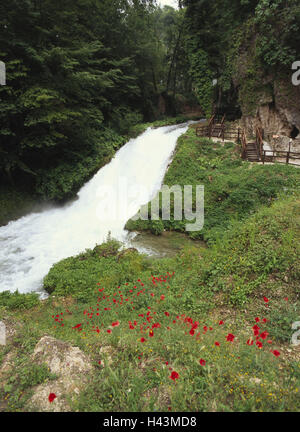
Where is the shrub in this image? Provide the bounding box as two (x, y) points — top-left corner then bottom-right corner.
(0, 291), (39, 310)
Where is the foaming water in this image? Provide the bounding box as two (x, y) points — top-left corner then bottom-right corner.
(0, 123), (190, 295)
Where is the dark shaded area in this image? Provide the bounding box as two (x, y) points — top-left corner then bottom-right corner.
(290, 126), (299, 139)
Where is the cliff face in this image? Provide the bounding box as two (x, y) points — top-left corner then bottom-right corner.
(234, 41), (300, 150)
(243, 79), (300, 137)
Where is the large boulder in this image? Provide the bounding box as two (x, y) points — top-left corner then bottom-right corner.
(27, 336), (93, 412)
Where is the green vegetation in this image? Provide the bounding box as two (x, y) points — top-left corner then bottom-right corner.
(0, 185), (37, 227)
(0, 115), (194, 226)
(183, 0), (300, 115)
(0, 0), (299, 414)
(43, 239), (147, 301)
(43, 184), (300, 312)
(1, 124), (299, 412)
(0, 291), (40, 310)
(128, 114), (200, 138)
(126, 128), (300, 243)
(0, 1), (198, 203)
(1, 193), (299, 411)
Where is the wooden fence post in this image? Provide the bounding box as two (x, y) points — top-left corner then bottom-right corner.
(286, 140), (291, 164)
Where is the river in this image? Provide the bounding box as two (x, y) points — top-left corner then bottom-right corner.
(0, 122), (193, 296)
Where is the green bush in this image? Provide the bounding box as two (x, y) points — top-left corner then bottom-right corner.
(0, 291), (40, 310)
(43, 240), (149, 301)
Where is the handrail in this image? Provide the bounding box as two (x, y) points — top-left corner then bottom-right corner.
(262, 149), (300, 165)
(218, 114), (226, 139)
(241, 129), (247, 159)
(208, 114), (215, 139)
(208, 114), (215, 128)
(256, 127), (264, 160)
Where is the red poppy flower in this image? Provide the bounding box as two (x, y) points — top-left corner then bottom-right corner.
(260, 331), (268, 340)
(189, 329), (195, 336)
(226, 333), (235, 342)
(271, 350), (280, 357)
(149, 330), (154, 338)
(215, 341), (220, 346)
(169, 371), (179, 381)
(165, 312), (170, 317)
(48, 393), (56, 403)
(284, 297), (288, 301)
(199, 359), (206, 366)
(256, 341), (263, 348)
(140, 337), (146, 343)
(252, 325), (260, 336)
(255, 317), (260, 322)
(107, 329), (112, 334)
(219, 320), (224, 325)
(112, 321), (120, 327)
(72, 323), (82, 329)
(247, 339), (254, 346)
(263, 296), (269, 303)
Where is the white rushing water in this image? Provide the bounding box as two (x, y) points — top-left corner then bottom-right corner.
(0, 123), (190, 295)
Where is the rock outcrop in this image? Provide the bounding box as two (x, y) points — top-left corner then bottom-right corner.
(234, 39), (300, 149)
(26, 336), (93, 412)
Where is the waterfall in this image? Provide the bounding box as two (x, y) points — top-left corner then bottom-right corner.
(0, 123), (190, 295)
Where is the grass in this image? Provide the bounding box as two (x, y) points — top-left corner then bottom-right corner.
(0, 258), (299, 411)
(0, 193), (299, 412)
(125, 128), (300, 243)
(0, 125), (299, 412)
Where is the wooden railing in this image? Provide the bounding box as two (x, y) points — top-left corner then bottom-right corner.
(196, 117), (241, 143)
(196, 120), (300, 165)
(241, 129), (247, 159)
(208, 114), (215, 128)
(256, 127), (264, 160)
(262, 149), (300, 166)
(196, 114), (215, 138)
(217, 114), (226, 139)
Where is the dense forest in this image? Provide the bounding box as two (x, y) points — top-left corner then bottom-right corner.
(0, 0), (194, 200)
(1, 0), (299, 200)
